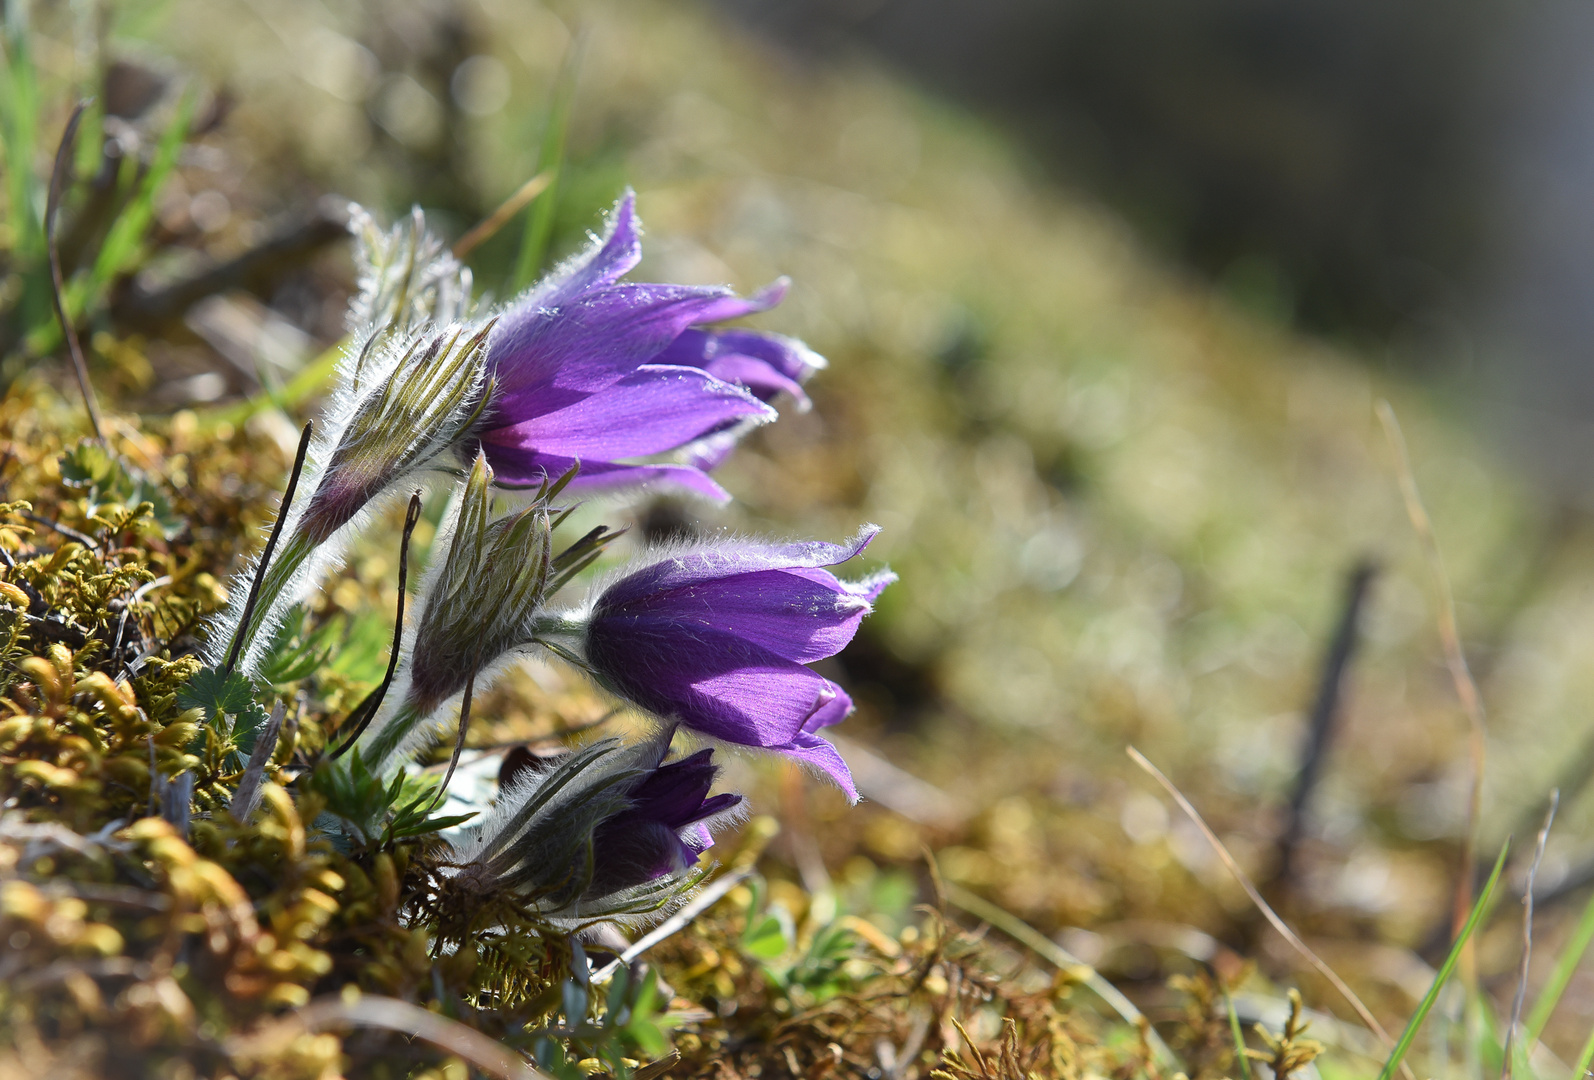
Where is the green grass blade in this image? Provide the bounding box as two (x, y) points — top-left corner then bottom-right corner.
(1376, 841), (1511, 1080)
(23, 88), (195, 355)
(1224, 989), (1253, 1080)
(89, 87), (193, 290)
(0, 2), (42, 260)
(1523, 878), (1594, 1041)
(1574, 1024), (1594, 1080)
(510, 34), (582, 292)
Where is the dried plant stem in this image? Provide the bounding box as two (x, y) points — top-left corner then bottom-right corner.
(1274, 559), (1377, 891)
(1502, 790), (1557, 1080)
(270, 994), (550, 1079)
(329, 492), (423, 760)
(223, 420), (313, 675)
(1376, 400), (1488, 966)
(1126, 745), (1411, 1080)
(46, 100), (105, 441)
(229, 700), (286, 822)
(425, 668), (476, 815)
(589, 865), (755, 987)
(452, 170), (554, 260)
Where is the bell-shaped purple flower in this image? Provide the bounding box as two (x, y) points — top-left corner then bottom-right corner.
(565, 527), (895, 802)
(446, 729), (743, 924)
(586, 746), (742, 897)
(475, 191), (819, 502)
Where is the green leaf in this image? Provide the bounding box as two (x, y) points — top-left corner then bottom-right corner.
(1224, 990), (1253, 1080)
(625, 1019), (666, 1059)
(326, 607), (393, 685)
(386, 812), (476, 840)
(741, 912), (791, 960)
(59, 443), (184, 539)
(562, 979), (589, 1025)
(177, 665), (269, 752)
(59, 442), (118, 489)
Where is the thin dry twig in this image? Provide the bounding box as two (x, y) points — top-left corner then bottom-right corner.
(453, 170), (555, 260)
(1502, 789), (1558, 1080)
(330, 492), (423, 759)
(46, 100), (105, 440)
(1376, 400), (1488, 956)
(222, 420), (313, 675)
(1126, 745), (1413, 1080)
(589, 865), (754, 986)
(257, 994), (550, 1079)
(1273, 560), (1377, 892)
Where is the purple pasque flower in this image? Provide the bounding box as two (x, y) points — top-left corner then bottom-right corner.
(447, 728), (742, 924)
(655, 317), (828, 472)
(474, 190), (819, 502)
(570, 527), (895, 803)
(586, 744), (743, 897)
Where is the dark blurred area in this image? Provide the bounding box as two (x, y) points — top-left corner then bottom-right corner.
(717, 0), (1594, 494)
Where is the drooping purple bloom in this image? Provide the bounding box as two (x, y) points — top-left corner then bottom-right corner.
(474, 191), (822, 501)
(575, 528), (895, 802)
(587, 745), (743, 896)
(447, 729), (743, 923)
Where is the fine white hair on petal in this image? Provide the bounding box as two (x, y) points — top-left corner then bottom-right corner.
(502, 187), (643, 311)
(559, 524), (889, 624)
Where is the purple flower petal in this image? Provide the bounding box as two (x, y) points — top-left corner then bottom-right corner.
(489, 282), (753, 412)
(598, 526), (884, 610)
(538, 189), (642, 303)
(484, 365), (774, 460)
(586, 633), (845, 746)
(777, 730), (858, 804)
(800, 683), (854, 733)
(473, 196), (818, 498)
(681, 429), (743, 473)
(655, 326), (824, 408)
(477, 445), (734, 502)
(595, 569), (874, 663)
(587, 819), (699, 893)
(683, 277), (788, 325)
(627, 747), (718, 825)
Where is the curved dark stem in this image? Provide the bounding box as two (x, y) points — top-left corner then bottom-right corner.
(222, 420), (313, 675)
(21, 511), (101, 550)
(426, 668), (476, 815)
(328, 491), (424, 760)
(46, 100), (105, 441)
(1266, 558), (1377, 899)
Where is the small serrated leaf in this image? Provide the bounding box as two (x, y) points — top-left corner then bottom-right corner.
(177, 665), (270, 751)
(59, 442), (117, 489)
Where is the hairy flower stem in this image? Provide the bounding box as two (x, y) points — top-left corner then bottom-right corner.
(222, 421), (313, 674)
(358, 699), (424, 768)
